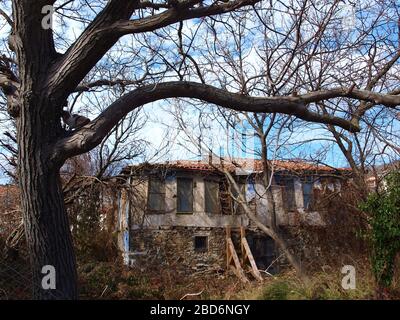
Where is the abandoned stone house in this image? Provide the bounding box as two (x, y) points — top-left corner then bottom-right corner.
(116, 158), (350, 278)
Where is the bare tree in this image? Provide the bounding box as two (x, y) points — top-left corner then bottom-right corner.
(169, 103), (309, 280)
(0, 0), (399, 298)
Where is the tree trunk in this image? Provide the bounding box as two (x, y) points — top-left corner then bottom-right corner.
(17, 99), (78, 299)
(258, 133), (308, 281)
(12, 0), (79, 294)
(245, 208), (309, 283)
(224, 170), (309, 283)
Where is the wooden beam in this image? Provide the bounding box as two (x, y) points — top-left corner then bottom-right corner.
(241, 236), (263, 282)
(226, 227), (231, 270)
(227, 238), (249, 283)
(240, 226), (245, 265)
(226, 226), (231, 238)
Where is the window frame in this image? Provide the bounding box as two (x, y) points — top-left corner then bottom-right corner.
(275, 175), (296, 211)
(204, 179), (220, 214)
(302, 176), (314, 211)
(146, 177), (166, 213)
(176, 177), (194, 214)
(194, 235), (208, 253)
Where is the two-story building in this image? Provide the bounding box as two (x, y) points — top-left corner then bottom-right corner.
(116, 157), (350, 277)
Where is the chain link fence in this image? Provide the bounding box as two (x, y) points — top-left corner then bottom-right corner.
(0, 185), (33, 299)
(0, 253), (33, 299)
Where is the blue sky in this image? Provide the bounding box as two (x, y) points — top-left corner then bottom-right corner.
(0, 0), (399, 184)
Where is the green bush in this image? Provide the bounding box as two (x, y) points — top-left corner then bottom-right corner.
(262, 280), (291, 300)
(360, 171), (400, 289)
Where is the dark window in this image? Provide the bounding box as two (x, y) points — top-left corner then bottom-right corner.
(247, 235), (276, 272)
(205, 180), (219, 214)
(194, 236), (208, 252)
(302, 177), (314, 210)
(219, 179), (234, 215)
(177, 177), (193, 213)
(275, 176), (296, 211)
(147, 178), (165, 212)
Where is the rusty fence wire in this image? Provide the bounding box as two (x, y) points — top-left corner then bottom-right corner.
(0, 253), (33, 300)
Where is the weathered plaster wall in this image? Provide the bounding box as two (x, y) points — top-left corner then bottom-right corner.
(140, 213), (248, 228)
(252, 176), (345, 228)
(254, 183), (270, 226)
(194, 176), (205, 213)
(122, 173), (346, 234)
(129, 174), (249, 228)
(129, 177), (147, 225)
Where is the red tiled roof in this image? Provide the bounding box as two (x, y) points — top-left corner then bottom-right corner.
(124, 158), (351, 175)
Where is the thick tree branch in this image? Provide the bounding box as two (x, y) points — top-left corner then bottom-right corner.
(50, 81), (400, 162)
(355, 50), (400, 118)
(111, 0), (260, 35)
(0, 7), (13, 26)
(47, 0), (139, 100)
(301, 87), (400, 108)
(12, 1), (58, 68)
(47, 0), (260, 101)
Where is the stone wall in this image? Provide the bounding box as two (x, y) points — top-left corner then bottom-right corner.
(129, 226), (226, 273)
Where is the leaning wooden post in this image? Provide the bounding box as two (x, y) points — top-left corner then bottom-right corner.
(226, 226), (231, 270)
(240, 226), (245, 265)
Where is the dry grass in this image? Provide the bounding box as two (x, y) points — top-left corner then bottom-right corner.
(77, 257), (400, 300)
(231, 261), (400, 300)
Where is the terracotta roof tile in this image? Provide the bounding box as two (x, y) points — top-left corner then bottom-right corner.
(123, 158), (351, 175)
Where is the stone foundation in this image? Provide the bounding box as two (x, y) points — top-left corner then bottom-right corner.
(129, 226), (226, 274)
